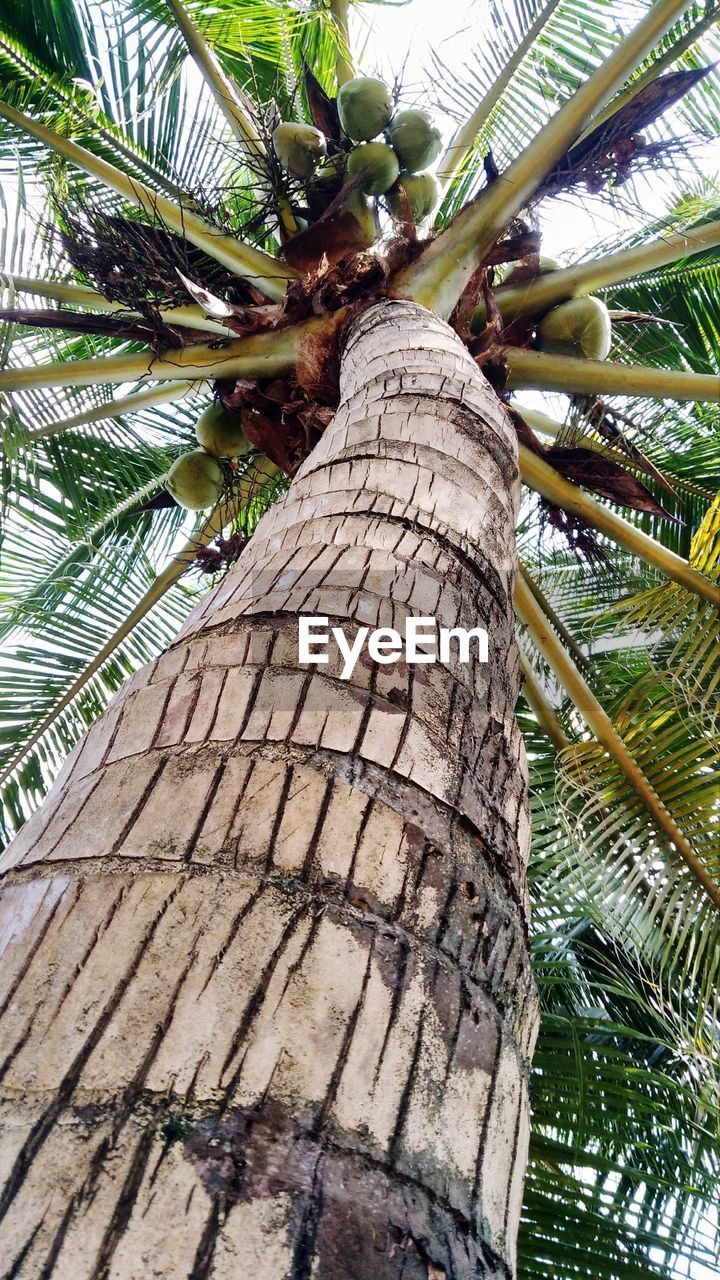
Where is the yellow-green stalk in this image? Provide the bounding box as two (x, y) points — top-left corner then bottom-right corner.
(519, 443), (720, 608)
(435, 0), (563, 197)
(1, 272), (231, 335)
(473, 216), (720, 329)
(0, 312), (344, 390)
(515, 573), (720, 908)
(506, 346), (720, 401)
(0, 101), (295, 299)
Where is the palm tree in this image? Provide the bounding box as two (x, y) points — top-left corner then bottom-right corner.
(0, 0), (718, 1274)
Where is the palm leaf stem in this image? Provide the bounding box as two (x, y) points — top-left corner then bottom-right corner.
(330, 0), (355, 85)
(391, 0), (693, 315)
(515, 572), (720, 909)
(0, 273), (231, 336)
(23, 384), (196, 443)
(518, 404), (688, 495)
(435, 0), (564, 196)
(159, 0), (299, 234)
(519, 443), (720, 606)
(164, 0), (265, 157)
(0, 311), (335, 389)
(521, 404), (637, 457)
(520, 649), (569, 751)
(473, 216), (720, 327)
(520, 620), (657, 902)
(506, 346), (720, 401)
(0, 101), (295, 299)
(575, 6), (720, 143)
(522, 565), (591, 671)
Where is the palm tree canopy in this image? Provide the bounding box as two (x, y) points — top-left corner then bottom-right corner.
(0, 0), (719, 1274)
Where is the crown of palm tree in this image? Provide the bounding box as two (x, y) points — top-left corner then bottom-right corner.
(0, 0), (719, 1273)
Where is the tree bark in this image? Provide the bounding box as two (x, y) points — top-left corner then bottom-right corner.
(0, 301), (538, 1279)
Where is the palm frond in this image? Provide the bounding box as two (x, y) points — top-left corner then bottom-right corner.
(536, 494), (720, 1044)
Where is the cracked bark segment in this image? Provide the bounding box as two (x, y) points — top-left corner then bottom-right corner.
(0, 301), (537, 1277)
(0, 1097), (516, 1279)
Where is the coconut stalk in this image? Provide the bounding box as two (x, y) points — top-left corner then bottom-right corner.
(522, 565), (590, 671)
(0, 312), (339, 390)
(473, 216), (720, 328)
(330, 0), (355, 85)
(435, 0), (564, 197)
(506, 346), (720, 401)
(23, 384), (196, 443)
(518, 443), (720, 608)
(0, 273), (231, 336)
(0, 459), (280, 793)
(515, 573), (720, 909)
(520, 650), (570, 752)
(0, 101), (296, 300)
(391, 0), (696, 316)
(164, 0), (265, 158)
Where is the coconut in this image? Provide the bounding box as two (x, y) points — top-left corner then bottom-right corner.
(388, 109), (442, 173)
(536, 296), (612, 360)
(272, 122), (326, 177)
(387, 172), (438, 223)
(166, 450), (224, 510)
(347, 141), (400, 196)
(345, 188), (381, 245)
(537, 256), (563, 274)
(337, 76), (393, 141)
(503, 255), (563, 285)
(195, 402), (251, 458)
(314, 154), (345, 191)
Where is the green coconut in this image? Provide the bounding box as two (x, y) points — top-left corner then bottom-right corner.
(502, 255), (563, 285)
(537, 256), (563, 273)
(166, 450), (224, 510)
(314, 154), (345, 191)
(347, 141), (400, 196)
(337, 76), (393, 141)
(536, 296), (612, 360)
(345, 188), (381, 246)
(195, 402), (251, 458)
(387, 109), (442, 173)
(387, 172), (438, 223)
(272, 122), (326, 177)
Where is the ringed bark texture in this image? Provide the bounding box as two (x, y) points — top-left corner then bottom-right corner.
(0, 301), (538, 1279)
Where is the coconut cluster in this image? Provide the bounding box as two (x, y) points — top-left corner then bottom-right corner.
(272, 75), (442, 229)
(165, 403), (250, 510)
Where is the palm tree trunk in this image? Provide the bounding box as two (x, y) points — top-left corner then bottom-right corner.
(0, 301), (537, 1279)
